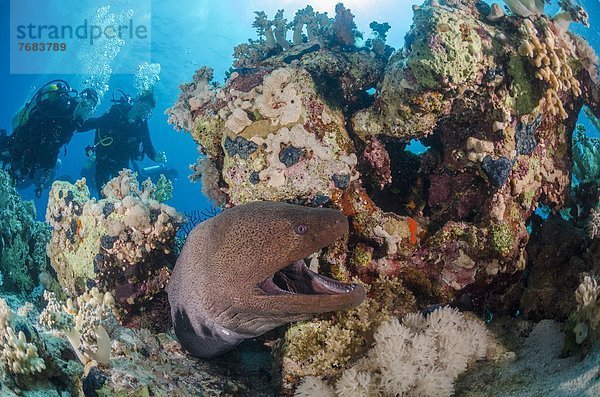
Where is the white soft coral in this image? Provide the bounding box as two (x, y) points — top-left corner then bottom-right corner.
(295, 307), (488, 397)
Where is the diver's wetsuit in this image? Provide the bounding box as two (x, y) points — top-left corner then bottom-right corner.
(0, 94), (82, 191)
(80, 103), (157, 194)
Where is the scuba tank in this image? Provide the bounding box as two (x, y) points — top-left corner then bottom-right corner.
(11, 80), (75, 130)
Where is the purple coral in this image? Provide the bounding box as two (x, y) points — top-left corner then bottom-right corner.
(224, 136), (258, 160)
(481, 155), (514, 187)
(515, 115), (541, 155)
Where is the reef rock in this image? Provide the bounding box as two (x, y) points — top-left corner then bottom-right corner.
(45, 170), (183, 330)
(168, 0), (600, 392)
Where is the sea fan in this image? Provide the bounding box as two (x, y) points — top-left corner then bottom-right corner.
(177, 206), (222, 238)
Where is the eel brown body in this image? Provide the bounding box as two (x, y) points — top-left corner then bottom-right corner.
(166, 201), (365, 358)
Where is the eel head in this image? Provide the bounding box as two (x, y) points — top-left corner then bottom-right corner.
(168, 201), (366, 358)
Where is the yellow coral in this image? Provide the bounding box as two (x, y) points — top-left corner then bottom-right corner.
(519, 18), (581, 119)
(0, 299), (45, 376)
(283, 276), (415, 378)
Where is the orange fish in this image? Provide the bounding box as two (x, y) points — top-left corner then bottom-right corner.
(407, 217), (418, 244)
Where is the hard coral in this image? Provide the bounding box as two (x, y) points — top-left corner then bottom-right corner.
(46, 171), (182, 329)
(40, 288), (116, 365)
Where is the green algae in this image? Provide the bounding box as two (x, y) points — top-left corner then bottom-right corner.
(407, 7), (482, 89)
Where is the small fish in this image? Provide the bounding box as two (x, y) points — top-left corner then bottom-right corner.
(407, 217), (419, 244)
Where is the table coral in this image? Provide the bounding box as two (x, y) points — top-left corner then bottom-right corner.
(46, 171), (183, 329)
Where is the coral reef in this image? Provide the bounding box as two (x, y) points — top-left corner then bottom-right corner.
(165, 0), (600, 391)
(169, 65), (362, 206)
(45, 170), (183, 329)
(0, 299), (45, 376)
(40, 288), (116, 365)
(0, 296), (82, 395)
(0, 292), (276, 396)
(278, 276), (415, 388)
(295, 306), (487, 397)
(0, 0), (599, 395)
(0, 170), (50, 293)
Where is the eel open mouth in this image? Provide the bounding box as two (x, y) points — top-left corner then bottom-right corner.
(258, 258), (359, 295)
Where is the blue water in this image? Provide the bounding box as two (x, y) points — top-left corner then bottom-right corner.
(0, 0), (415, 219)
(0, 0), (598, 219)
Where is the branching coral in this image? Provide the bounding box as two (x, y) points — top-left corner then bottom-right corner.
(40, 288), (116, 365)
(518, 18), (581, 119)
(0, 299), (45, 377)
(295, 307), (487, 397)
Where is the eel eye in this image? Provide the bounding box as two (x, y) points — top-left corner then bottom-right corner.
(294, 224), (308, 235)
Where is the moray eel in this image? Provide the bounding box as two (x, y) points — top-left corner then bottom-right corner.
(166, 201), (365, 358)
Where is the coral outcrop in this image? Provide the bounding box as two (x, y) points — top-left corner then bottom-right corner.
(167, 0), (600, 393)
(46, 170), (183, 329)
(40, 288), (116, 365)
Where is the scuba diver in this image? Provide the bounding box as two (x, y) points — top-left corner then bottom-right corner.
(132, 161), (178, 183)
(0, 80), (98, 196)
(80, 89), (167, 195)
